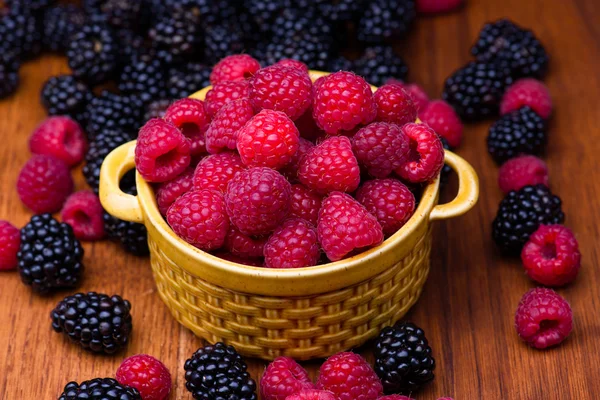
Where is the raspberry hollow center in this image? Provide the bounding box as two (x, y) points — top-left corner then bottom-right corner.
(541, 242), (557, 259)
(180, 122), (202, 139)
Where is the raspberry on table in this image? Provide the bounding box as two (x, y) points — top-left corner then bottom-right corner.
(214, 252), (264, 267)
(274, 59), (309, 72)
(501, 78), (552, 119)
(419, 100), (464, 148)
(260, 356), (315, 400)
(352, 122), (410, 178)
(116, 354), (172, 400)
(0, 220), (20, 271)
(290, 184), (322, 226)
(17, 155), (73, 213)
(163, 98), (210, 157)
(356, 179), (415, 235)
(61, 191), (106, 241)
(373, 83), (417, 126)
(205, 98), (255, 154)
(416, 0), (463, 13)
(225, 226), (267, 259)
(399, 82), (429, 112)
(156, 168), (194, 216)
(193, 152), (246, 193)
(521, 225), (581, 287)
(498, 155), (549, 194)
(59, 378), (141, 400)
(264, 218), (320, 269)
(316, 352), (383, 400)
(515, 287), (573, 349)
(205, 80), (251, 117)
(29, 116), (88, 167)
(395, 123), (445, 183)
(285, 389), (336, 400)
(210, 54), (261, 85)
(280, 137), (314, 182)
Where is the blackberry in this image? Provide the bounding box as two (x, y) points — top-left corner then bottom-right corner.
(67, 24), (120, 85)
(165, 0), (238, 26)
(357, 0), (416, 43)
(83, 131), (133, 193)
(243, 0), (286, 32)
(40, 75), (93, 126)
(167, 63), (211, 99)
(115, 28), (148, 63)
(86, 91), (145, 138)
(51, 292), (133, 354)
(353, 45), (409, 86)
(184, 342), (257, 400)
(442, 61), (513, 120)
(144, 98), (173, 121)
(104, 211), (150, 256)
(270, 7), (334, 46)
(17, 214), (84, 294)
(149, 14), (202, 61)
(59, 378), (141, 400)
(0, 7), (42, 61)
(492, 184), (564, 254)
(118, 56), (168, 106)
(374, 322), (436, 394)
(100, 0), (142, 29)
(327, 55), (354, 72)
(6, 0), (56, 12)
(0, 55), (19, 99)
(42, 5), (86, 52)
(319, 0), (365, 21)
(439, 136), (452, 187)
(260, 32), (332, 71)
(204, 24), (246, 65)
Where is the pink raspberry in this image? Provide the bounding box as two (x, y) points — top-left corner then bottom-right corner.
(498, 155), (549, 194)
(501, 78), (552, 119)
(290, 184), (322, 226)
(515, 287), (573, 349)
(419, 100), (463, 148)
(166, 189), (229, 250)
(313, 71), (377, 135)
(225, 167), (291, 236)
(156, 167), (194, 215)
(205, 98), (255, 154)
(61, 190), (106, 241)
(373, 83), (417, 126)
(17, 155), (73, 213)
(286, 390), (336, 400)
(135, 119), (191, 183)
(205, 80), (251, 117)
(225, 225), (267, 258)
(317, 192), (384, 261)
(352, 122), (410, 178)
(521, 225), (581, 287)
(264, 218), (320, 269)
(385, 79), (430, 112)
(250, 66), (313, 120)
(298, 136), (360, 194)
(395, 123), (444, 183)
(416, 0), (463, 13)
(163, 98), (210, 156)
(260, 356), (315, 400)
(193, 152), (246, 192)
(116, 354), (172, 400)
(214, 252), (263, 267)
(274, 59), (309, 72)
(316, 352), (383, 400)
(378, 396), (415, 400)
(29, 116), (88, 167)
(356, 179), (415, 235)
(237, 109), (300, 169)
(295, 108), (325, 142)
(210, 54), (261, 85)
(280, 137), (314, 182)
(0, 220), (20, 271)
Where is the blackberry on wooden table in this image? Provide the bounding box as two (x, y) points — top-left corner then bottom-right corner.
(0, 6), (42, 61)
(40, 74), (93, 126)
(167, 63), (211, 100)
(59, 378), (141, 400)
(357, 0), (416, 43)
(42, 5), (86, 53)
(83, 130), (134, 193)
(148, 14), (203, 61)
(86, 91), (145, 138)
(353, 45), (409, 86)
(118, 55), (168, 106)
(0, 55), (19, 99)
(67, 24), (120, 85)
(100, 0), (142, 29)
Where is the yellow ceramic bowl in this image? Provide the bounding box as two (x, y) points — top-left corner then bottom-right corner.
(99, 71), (479, 360)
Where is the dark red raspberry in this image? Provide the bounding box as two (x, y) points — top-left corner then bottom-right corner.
(61, 190), (106, 241)
(116, 354), (172, 400)
(298, 136), (360, 194)
(205, 98), (255, 154)
(378, 396), (415, 400)
(163, 98), (210, 157)
(250, 66), (313, 120)
(419, 100), (463, 148)
(166, 189), (229, 250)
(290, 184), (322, 226)
(280, 137), (314, 182)
(264, 218), (320, 269)
(29, 116), (88, 167)
(352, 122), (410, 178)
(374, 83), (417, 126)
(274, 59), (309, 72)
(0, 220), (20, 271)
(260, 356), (315, 400)
(317, 192), (384, 261)
(225, 225), (267, 258)
(17, 155), (73, 213)
(515, 287), (573, 349)
(295, 108), (325, 142)
(237, 110), (300, 169)
(416, 0), (463, 13)
(156, 167), (194, 215)
(193, 152), (246, 192)
(214, 252), (263, 267)
(313, 72), (377, 135)
(316, 352), (383, 400)
(501, 78), (552, 119)
(356, 179), (415, 235)
(286, 390), (336, 400)
(498, 155), (549, 194)
(385, 79), (430, 112)
(225, 167), (291, 236)
(210, 54), (261, 85)
(395, 123), (444, 183)
(205, 80), (251, 117)
(521, 225), (581, 287)
(135, 119), (191, 183)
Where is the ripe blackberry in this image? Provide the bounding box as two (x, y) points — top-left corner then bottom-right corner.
(17, 214), (84, 294)
(184, 342), (257, 400)
(260, 32), (332, 71)
(353, 45), (409, 86)
(100, 0), (142, 29)
(204, 24), (246, 65)
(375, 322), (436, 394)
(104, 211), (150, 256)
(51, 291), (133, 353)
(319, 0), (364, 21)
(83, 131), (133, 193)
(6, 0), (56, 12)
(115, 28), (148, 63)
(243, 0), (286, 32)
(86, 91), (145, 138)
(492, 184), (564, 254)
(327, 55), (354, 73)
(486, 106), (546, 164)
(167, 63), (211, 99)
(144, 98), (173, 121)
(0, 55), (19, 99)
(149, 14), (202, 61)
(59, 378), (141, 400)
(439, 136), (452, 187)
(42, 5), (86, 53)
(67, 24), (120, 85)
(357, 0), (416, 43)
(40, 75), (93, 126)
(118, 56), (168, 106)
(0, 7), (42, 61)
(270, 7), (334, 44)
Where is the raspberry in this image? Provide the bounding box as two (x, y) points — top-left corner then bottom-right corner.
(135, 119), (191, 183)
(237, 110), (300, 170)
(290, 184), (322, 226)
(395, 123), (444, 183)
(500, 78), (552, 119)
(316, 352), (383, 400)
(166, 189), (229, 251)
(205, 98), (255, 154)
(398, 82), (429, 112)
(416, 0), (463, 13)
(29, 116), (88, 167)
(156, 167), (194, 215)
(205, 80), (251, 117)
(285, 390), (336, 400)
(313, 72), (377, 135)
(373, 84), (417, 126)
(225, 167), (291, 236)
(61, 191), (106, 241)
(378, 396), (415, 400)
(264, 218), (320, 269)
(0, 220), (20, 271)
(521, 225), (581, 287)
(498, 155), (549, 194)
(17, 155), (73, 213)
(352, 122), (410, 178)
(250, 66), (313, 121)
(193, 152), (246, 193)
(260, 356), (315, 400)
(298, 136), (360, 195)
(356, 179), (415, 235)
(280, 138), (314, 182)
(214, 252), (264, 267)
(163, 98), (210, 157)
(225, 226), (267, 258)
(419, 100), (463, 148)
(318, 192), (384, 261)
(116, 354), (172, 400)
(515, 287), (573, 349)
(295, 108), (325, 142)
(274, 59), (309, 72)
(210, 54), (261, 85)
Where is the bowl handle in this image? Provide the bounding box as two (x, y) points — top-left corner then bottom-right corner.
(99, 141), (144, 224)
(429, 151), (479, 221)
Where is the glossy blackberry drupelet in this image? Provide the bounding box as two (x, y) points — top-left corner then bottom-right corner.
(353, 45), (409, 86)
(0, 55), (19, 99)
(243, 0), (286, 32)
(270, 7), (334, 41)
(0, 6), (42, 61)
(167, 63), (211, 100)
(86, 91), (145, 138)
(439, 136), (453, 187)
(184, 342), (258, 400)
(486, 106), (546, 164)
(83, 131), (133, 193)
(357, 0), (416, 43)
(40, 75), (93, 125)
(67, 24), (120, 85)
(204, 24), (246, 65)
(118, 56), (168, 106)
(149, 14), (202, 61)
(492, 184), (564, 254)
(59, 378), (141, 400)
(100, 0), (142, 29)
(42, 5), (86, 52)
(374, 322), (436, 394)
(17, 214), (84, 294)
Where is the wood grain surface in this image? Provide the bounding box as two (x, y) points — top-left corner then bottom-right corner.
(2, 0), (600, 398)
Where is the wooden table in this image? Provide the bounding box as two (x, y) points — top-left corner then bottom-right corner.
(2, 0), (600, 398)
